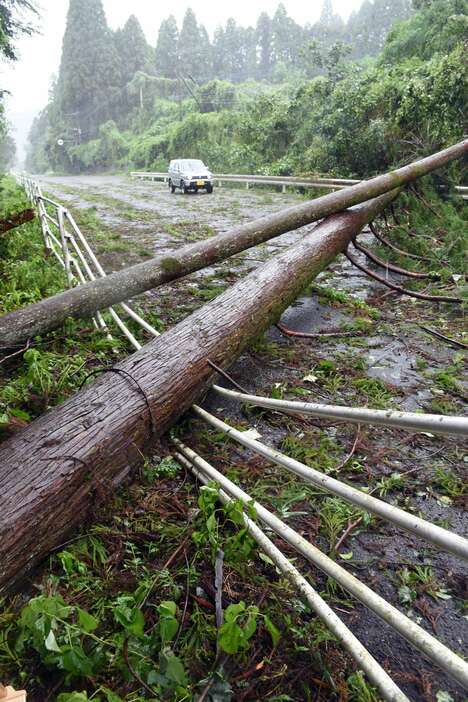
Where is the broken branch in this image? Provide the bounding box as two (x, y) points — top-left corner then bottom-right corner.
(345, 249), (462, 304)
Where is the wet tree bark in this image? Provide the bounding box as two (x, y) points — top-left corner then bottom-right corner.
(0, 190), (402, 592)
(0, 139), (466, 348)
(0, 209), (35, 235)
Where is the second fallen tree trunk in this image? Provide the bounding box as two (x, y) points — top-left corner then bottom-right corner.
(1, 139), (466, 348)
(0, 191), (397, 592)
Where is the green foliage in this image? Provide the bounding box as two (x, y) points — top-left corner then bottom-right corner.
(0, 177), (131, 433)
(218, 602), (259, 654)
(0, 0), (37, 61)
(15, 595), (104, 677)
(192, 483), (257, 564)
(347, 670), (379, 702)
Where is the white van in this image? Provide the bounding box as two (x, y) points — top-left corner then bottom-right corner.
(168, 159), (213, 194)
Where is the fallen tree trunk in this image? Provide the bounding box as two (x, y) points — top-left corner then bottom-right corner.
(1, 139), (466, 348)
(0, 208), (35, 235)
(0, 191), (397, 592)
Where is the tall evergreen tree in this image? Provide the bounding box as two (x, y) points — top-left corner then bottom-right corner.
(271, 3), (303, 66)
(256, 12), (272, 79)
(317, 0), (344, 42)
(212, 25), (227, 78)
(346, 0), (413, 58)
(178, 8), (201, 68)
(155, 15), (179, 78)
(198, 24), (213, 82)
(57, 0), (121, 137)
(115, 15), (151, 86)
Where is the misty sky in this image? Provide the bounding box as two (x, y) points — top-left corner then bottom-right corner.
(1, 0), (364, 160)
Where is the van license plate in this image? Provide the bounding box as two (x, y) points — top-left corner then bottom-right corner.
(196, 180), (204, 186)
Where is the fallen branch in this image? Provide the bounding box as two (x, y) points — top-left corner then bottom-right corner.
(0, 339), (30, 366)
(352, 239), (439, 280)
(345, 249), (462, 304)
(334, 516), (364, 553)
(276, 323), (366, 339)
(123, 639), (159, 698)
(2, 138), (466, 348)
(370, 222), (432, 263)
(418, 324), (468, 350)
(335, 426), (361, 473)
(0, 208), (35, 235)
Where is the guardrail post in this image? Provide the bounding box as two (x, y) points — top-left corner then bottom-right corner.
(57, 207), (74, 289)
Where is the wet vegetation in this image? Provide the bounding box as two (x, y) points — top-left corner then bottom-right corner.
(0, 0), (467, 700)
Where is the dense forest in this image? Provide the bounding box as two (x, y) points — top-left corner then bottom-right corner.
(20, 0), (468, 178)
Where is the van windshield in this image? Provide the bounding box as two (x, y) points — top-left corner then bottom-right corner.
(179, 160), (206, 170)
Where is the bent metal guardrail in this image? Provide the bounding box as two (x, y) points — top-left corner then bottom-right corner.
(13, 173), (468, 701)
(18, 175), (160, 351)
(130, 170), (468, 198)
(130, 170), (355, 191)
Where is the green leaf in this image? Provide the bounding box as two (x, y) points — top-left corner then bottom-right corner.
(44, 629), (61, 652)
(77, 608), (99, 633)
(160, 616), (178, 643)
(160, 651), (188, 686)
(224, 602), (246, 622)
(57, 694), (89, 702)
(339, 551), (353, 560)
(113, 597), (146, 638)
(264, 615), (281, 647)
(436, 692), (454, 702)
(218, 621), (243, 654)
(242, 608), (258, 641)
(61, 646), (95, 676)
(159, 600), (177, 617)
(258, 553), (275, 566)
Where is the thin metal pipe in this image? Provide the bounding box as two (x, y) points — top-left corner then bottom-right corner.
(45, 229), (63, 251)
(37, 194), (63, 209)
(193, 406), (468, 560)
(57, 208), (74, 289)
(65, 227), (138, 347)
(174, 451), (411, 702)
(119, 302), (160, 337)
(43, 211), (60, 228)
(67, 250), (110, 336)
(173, 439), (468, 690)
(65, 209), (159, 340)
(48, 242), (65, 269)
(107, 307), (141, 350)
(212, 385), (468, 437)
(64, 210), (108, 278)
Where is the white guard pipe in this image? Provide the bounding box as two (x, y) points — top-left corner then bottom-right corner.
(174, 450), (411, 702)
(173, 439), (468, 690)
(212, 386), (468, 437)
(193, 406), (468, 561)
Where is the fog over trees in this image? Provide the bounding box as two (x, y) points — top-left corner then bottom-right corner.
(22, 0), (466, 181)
